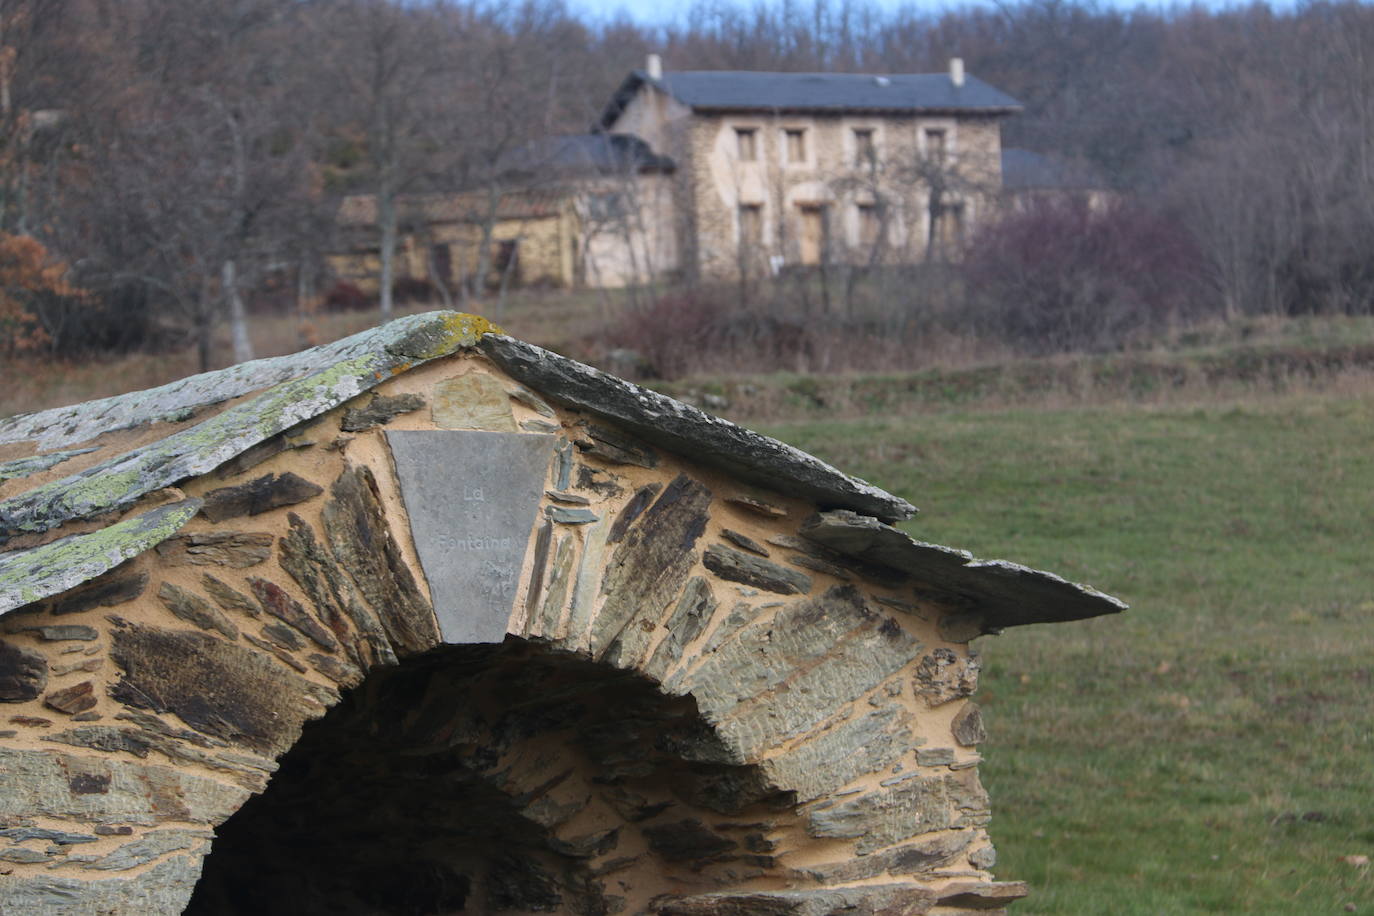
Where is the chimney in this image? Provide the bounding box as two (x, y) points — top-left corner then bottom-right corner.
(646, 54), (663, 80)
(950, 57), (965, 88)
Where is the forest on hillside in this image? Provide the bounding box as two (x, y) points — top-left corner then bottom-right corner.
(3, 0), (1374, 370)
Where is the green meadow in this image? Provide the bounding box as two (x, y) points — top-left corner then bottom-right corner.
(763, 394), (1374, 913)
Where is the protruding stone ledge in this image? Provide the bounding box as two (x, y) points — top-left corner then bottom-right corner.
(478, 334), (916, 523)
(652, 884), (939, 915)
(799, 510), (1126, 631)
(936, 880), (1030, 910)
(0, 314), (499, 544)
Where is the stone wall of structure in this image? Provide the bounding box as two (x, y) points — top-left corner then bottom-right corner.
(0, 320), (1116, 914)
(329, 208), (575, 295)
(682, 110), (1006, 280)
(578, 174), (681, 288)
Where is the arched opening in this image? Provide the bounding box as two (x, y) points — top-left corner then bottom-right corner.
(186, 638), (792, 915)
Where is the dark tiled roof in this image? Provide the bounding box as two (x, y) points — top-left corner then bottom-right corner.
(1000, 148), (1105, 191)
(499, 133), (675, 177)
(602, 69), (1021, 127)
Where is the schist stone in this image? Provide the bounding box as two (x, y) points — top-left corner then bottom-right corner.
(387, 430), (554, 644)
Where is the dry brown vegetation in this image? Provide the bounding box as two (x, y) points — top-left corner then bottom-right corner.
(1, 0), (1374, 372)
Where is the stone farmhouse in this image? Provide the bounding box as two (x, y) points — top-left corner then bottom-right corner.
(0, 312), (1122, 914)
(329, 59), (1022, 293)
(601, 57), (1022, 281)
(328, 134), (678, 293)
(999, 148), (1116, 213)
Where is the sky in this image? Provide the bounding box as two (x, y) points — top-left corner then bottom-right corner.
(570, 0), (983, 27)
(569, 0), (1267, 27)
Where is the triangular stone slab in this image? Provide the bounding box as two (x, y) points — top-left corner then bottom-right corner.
(387, 430), (554, 644)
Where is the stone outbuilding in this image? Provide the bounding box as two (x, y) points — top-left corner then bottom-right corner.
(0, 313), (1124, 915)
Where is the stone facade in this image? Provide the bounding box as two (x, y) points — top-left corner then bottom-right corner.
(0, 312), (1122, 914)
(576, 173), (681, 288)
(329, 191), (579, 293)
(329, 174), (682, 294)
(678, 111), (1003, 280)
(603, 63), (1015, 282)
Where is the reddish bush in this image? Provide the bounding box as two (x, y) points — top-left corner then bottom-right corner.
(392, 277), (438, 304)
(0, 233), (90, 357)
(321, 281), (372, 312)
(604, 288), (813, 379)
(963, 197), (1205, 354)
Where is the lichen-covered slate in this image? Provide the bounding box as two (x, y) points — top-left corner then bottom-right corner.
(801, 509), (1127, 629)
(0, 499), (202, 616)
(478, 334), (916, 522)
(0, 446), (101, 481)
(0, 313), (499, 545)
(0, 312), (498, 451)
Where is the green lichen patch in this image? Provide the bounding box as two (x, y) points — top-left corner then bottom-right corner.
(0, 447), (101, 482)
(0, 312), (501, 544)
(0, 310), (500, 452)
(0, 499), (202, 616)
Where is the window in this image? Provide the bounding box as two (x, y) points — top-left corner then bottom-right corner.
(785, 128), (807, 163)
(857, 204), (880, 248)
(853, 128), (875, 166)
(738, 204), (763, 247)
(735, 128), (758, 162)
(493, 239), (519, 274)
(430, 244), (452, 284)
(587, 191), (625, 220)
(931, 202), (965, 255)
(925, 128), (947, 164)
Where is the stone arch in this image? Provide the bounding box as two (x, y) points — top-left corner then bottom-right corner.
(0, 314), (1122, 914)
(186, 639), (793, 915)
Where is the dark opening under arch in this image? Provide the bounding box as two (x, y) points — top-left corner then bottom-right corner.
(186, 639), (792, 915)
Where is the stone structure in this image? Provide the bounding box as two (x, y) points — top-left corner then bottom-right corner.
(0, 312), (1123, 915)
(999, 149), (1116, 214)
(329, 135), (679, 292)
(331, 59), (1022, 292)
(599, 57), (1022, 280)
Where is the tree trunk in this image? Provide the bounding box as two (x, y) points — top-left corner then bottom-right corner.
(296, 261), (316, 349)
(223, 259), (254, 363)
(196, 288), (215, 374)
(470, 187), (501, 301)
(378, 192), (397, 318)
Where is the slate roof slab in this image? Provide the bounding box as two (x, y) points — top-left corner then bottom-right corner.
(0, 311), (1124, 629)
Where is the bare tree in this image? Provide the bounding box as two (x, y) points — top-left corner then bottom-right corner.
(313, 0), (451, 317)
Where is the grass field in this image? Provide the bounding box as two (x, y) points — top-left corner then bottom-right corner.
(764, 394), (1374, 913)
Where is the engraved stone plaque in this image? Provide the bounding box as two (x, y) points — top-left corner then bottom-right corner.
(386, 430), (555, 644)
